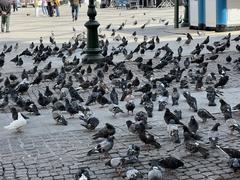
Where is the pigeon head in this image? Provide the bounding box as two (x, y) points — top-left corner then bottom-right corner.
(219, 99), (226, 105)
(10, 107), (17, 114)
(149, 159), (160, 167)
(211, 123), (221, 131)
(126, 120), (133, 128)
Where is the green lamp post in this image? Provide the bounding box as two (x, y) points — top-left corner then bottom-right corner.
(181, 0), (189, 27)
(82, 0), (104, 64)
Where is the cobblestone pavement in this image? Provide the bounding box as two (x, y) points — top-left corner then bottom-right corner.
(1, 4), (240, 180)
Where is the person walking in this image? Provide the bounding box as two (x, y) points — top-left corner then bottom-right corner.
(42, 0), (48, 16)
(12, 0), (18, 12)
(0, 0), (11, 33)
(47, 0), (54, 17)
(34, 0), (39, 17)
(54, 0), (60, 17)
(69, 0), (81, 21)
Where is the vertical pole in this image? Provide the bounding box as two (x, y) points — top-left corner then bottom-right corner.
(181, 0), (189, 27)
(216, 0), (227, 32)
(174, 0), (179, 28)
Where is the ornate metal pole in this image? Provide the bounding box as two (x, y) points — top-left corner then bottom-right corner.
(181, 0), (189, 27)
(174, 0), (179, 28)
(82, 0), (104, 64)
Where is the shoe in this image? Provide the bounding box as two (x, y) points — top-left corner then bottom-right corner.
(1, 29), (4, 33)
(6, 31), (10, 33)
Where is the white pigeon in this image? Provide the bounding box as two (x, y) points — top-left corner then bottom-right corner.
(4, 112), (27, 132)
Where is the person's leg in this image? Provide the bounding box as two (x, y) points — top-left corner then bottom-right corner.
(6, 15), (10, 32)
(44, 6), (48, 15)
(56, 6), (60, 16)
(71, 5), (75, 21)
(1, 15), (6, 32)
(75, 5), (79, 20)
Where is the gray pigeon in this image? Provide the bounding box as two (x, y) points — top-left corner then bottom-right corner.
(148, 160), (163, 180)
(171, 87), (180, 106)
(188, 116), (199, 133)
(209, 123), (220, 148)
(126, 144), (140, 163)
(109, 106), (124, 116)
(125, 168), (143, 180)
(197, 108), (216, 122)
(87, 136), (114, 157)
(110, 87), (118, 105)
(105, 157), (126, 175)
(52, 112), (68, 126)
(219, 99), (232, 120)
(229, 158), (240, 172)
(185, 93), (198, 112)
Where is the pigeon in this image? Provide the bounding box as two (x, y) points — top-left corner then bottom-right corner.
(87, 136), (114, 156)
(219, 99), (232, 120)
(183, 125), (201, 141)
(126, 144), (140, 163)
(65, 98), (79, 117)
(80, 116), (99, 130)
(214, 75), (229, 88)
(125, 100), (135, 115)
(148, 164), (163, 180)
(38, 92), (51, 107)
(157, 156), (184, 169)
(171, 87), (179, 106)
(229, 158), (240, 172)
(209, 123), (220, 148)
(92, 123), (115, 140)
(185, 142), (209, 158)
(105, 157), (126, 175)
(69, 87), (84, 103)
(110, 87), (118, 105)
(75, 168), (91, 180)
(164, 108), (183, 125)
(167, 123), (180, 143)
(217, 146), (240, 158)
(144, 100), (154, 118)
(137, 123), (161, 149)
(233, 103), (240, 111)
(52, 111), (68, 126)
(185, 93), (198, 112)
(197, 108), (216, 122)
(97, 93), (111, 107)
(109, 106), (124, 116)
(188, 116), (199, 134)
(125, 168), (143, 180)
(0, 95), (8, 109)
(226, 55), (232, 63)
(4, 111), (27, 132)
(201, 36), (209, 45)
(126, 120), (142, 134)
(44, 86), (53, 97)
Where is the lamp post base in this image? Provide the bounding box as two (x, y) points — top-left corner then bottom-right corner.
(82, 48), (104, 64)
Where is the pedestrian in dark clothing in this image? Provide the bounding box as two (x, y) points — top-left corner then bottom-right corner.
(0, 0), (11, 33)
(12, 0), (18, 12)
(47, 0), (54, 17)
(69, 0), (81, 21)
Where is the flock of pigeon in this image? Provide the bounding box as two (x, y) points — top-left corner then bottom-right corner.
(1, 15), (240, 179)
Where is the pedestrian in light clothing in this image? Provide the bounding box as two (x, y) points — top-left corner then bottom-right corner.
(54, 0), (60, 17)
(42, 0), (48, 15)
(0, 0), (11, 33)
(69, 0), (81, 21)
(34, 0), (39, 17)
